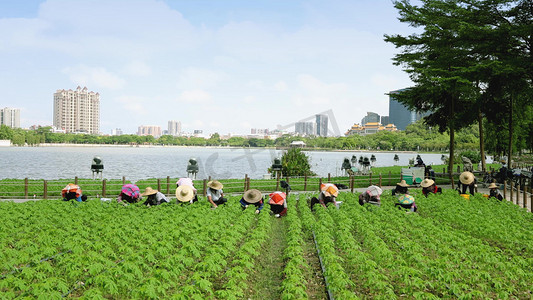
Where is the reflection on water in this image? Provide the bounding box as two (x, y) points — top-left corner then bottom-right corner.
(0, 146), (449, 181)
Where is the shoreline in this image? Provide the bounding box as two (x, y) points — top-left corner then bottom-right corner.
(6, 143), (440, 154)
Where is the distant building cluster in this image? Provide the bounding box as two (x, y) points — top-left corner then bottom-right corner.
(138, 125), (162, 138)
(0, 107), (20, 128)
(251, 128), (270, 135)
(53, 86), (100, 134)
(293, 114), (329, 137)
(345, 90), (429, 136)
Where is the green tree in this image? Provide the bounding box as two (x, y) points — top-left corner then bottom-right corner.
(281, 148), (316, 177)
(0, 125), (13, 140)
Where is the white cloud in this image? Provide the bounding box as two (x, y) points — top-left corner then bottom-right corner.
(176, 68), (227, 90)
(178, 89), (212, 103)
(293, 74), (349, 105)
(62, 65), (126, 90)
(274, 81), (288, 91)
(115, 96), (147, 115)
(123, 61), (152, 76)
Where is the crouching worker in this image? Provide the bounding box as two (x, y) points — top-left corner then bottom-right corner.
(176, 185), (196, 204)
(269, 191), (287, 217)
(141, 187), (169, 206)
(420, 179), (442, 197)
(311, 183), (339, 210)
(488, 183), (503, 201)
(396, 194), (417, 212)
(207, 180), (227, 208)
(459, 171), (476, 195)
(62, 183), (87, 202)
(358, 185), (382, 206)
(240, 189), (264, 214)
(176, 178), (198, 203)
(391, 180), (409, 196)
(117, 184), (140, 204)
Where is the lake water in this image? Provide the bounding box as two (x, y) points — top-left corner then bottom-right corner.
(0, 146), (448, 181)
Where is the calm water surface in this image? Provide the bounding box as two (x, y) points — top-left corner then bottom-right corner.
(0, 146), (447, 181)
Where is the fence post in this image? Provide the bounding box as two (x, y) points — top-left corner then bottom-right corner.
(457, 165), (460, 173)
(247, 177), (251, 191)
(102, 179), (107, 198)
(75, 176), (78, 185)
(24, 178), (28, 199)
(503, 181), (507, 200)
(208, 176), (212, 182)
(523, 186), (527, 209)
(350, 175), (354, 193)
(285, 177), (290, 194)
(43, 180), (47, 199)
(122, 176), (126, 185)
(203, 179), (207, 197)
(328, 173), (331, 182)
(319, 178), (322, 192)
(304, 175), (308, 191)
(244, 174), (248, 192)
(379, 173), (382, 187)
(516, 181), (520, 205)
(157, 179), (161, 193)
(510, 181), (514, 203)
(276, 172), (280, 191)
(167, 176), (170, 196)
(369, 173), (372, 186)
(388, 171), (391, 186)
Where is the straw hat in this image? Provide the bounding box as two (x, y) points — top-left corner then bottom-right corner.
(396, 180), (409, 187)
(420, 179), (435, 188)
(321, 183), (339, 197)
(488, 182), (499, 189)
(176, 185), (195, 202)
(459, 172), (475, 185)
(141, 187), (158, 196)
(269, 192), (286, 205)
(243, 189), (262, 203)
(207, 180), (223, 190)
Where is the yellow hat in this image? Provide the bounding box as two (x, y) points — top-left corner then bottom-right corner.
(420, 179), (435, 188)
(176, 185), (194, 202)
(141, 187), (158, 196)
(243, 189), (262, 203)
(207, 180), (223, 190)
(459, 172), (475, 185)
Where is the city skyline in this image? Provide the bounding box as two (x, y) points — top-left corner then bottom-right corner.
(0, 0), (414, 135)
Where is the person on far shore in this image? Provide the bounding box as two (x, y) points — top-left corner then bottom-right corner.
(269, 191), (287, 217)
(311, 183), (338, 210)
(141, 187), (169, 206)
(176, 177), (198, 203)
(358, 185), (383, 206)
(391, 180), (409, 196)
(239, 189), (264, 214)
(207, 180), (227, 208)
(62, 183), (87, 202)
(459, 171), (476, 195)
(420, 178), (442, 197)
(488, 182), (503, 201)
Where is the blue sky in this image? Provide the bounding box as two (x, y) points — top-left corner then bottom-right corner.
(0, 0), (414, 135)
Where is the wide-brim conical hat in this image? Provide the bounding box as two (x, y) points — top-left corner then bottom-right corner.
(488, 182), (498, 189)
(459, 172), (475, 185)
(420, 179), (435, 188)
(141, 187), (158, 196)
(207, 180), (223, 190)
(243, 189), (262, 203)
(176, 185), (194, 202)
(396, 180), (409, 187)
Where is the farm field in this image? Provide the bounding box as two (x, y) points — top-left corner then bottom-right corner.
(0, 190), (531, 299)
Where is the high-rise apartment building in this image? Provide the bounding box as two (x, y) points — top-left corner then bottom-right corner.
(315, 114), (328, 137)
(168, 120), (181, 136)
(389, 89), (428, 130)
(138, 125), (162, 138)
(361, 112), (380, 126)
(53, 86), (100, 134)
(295, 122), (315, 136)
(0, 107), (20, 128)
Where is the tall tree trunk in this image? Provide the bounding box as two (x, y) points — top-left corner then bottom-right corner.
(507, 92), (513, 168)
(448, 95), (455, 188)
(478, 109), (486, 172)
